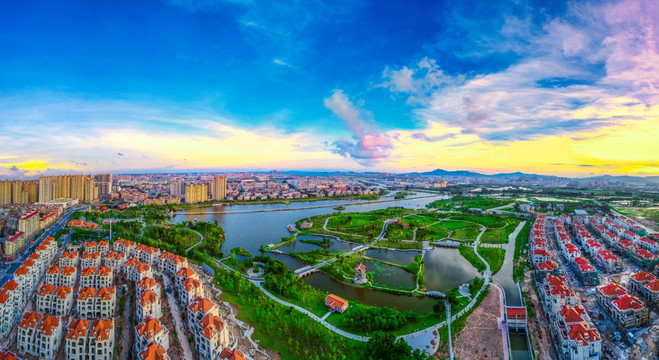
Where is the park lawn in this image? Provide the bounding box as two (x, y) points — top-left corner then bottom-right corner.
(446, 214), (509, 228)
(451, 226), (482, 240)
(439, 220), (475, 231)
(385, 223), (416, 240)
(419, 223), (451, 241)
(375, 240), (423, 250)
(480, 218), (521, 244)
(427, 196), (513, 211)
(219, 290), (367, 360)
(458, 245), (486, 272)
(477, 246), (505, 273)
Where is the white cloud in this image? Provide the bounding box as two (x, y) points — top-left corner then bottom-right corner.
(323, 90), (391, 165)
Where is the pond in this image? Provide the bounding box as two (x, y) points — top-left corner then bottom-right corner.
(278, 235), (357, 253)
(303, 272), (436, 313)
(424, 247), (481, 293)
(364, 248), (420, 265)
(362, 259), (416, 289)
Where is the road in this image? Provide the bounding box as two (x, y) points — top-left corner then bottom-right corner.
(0, 205), (83, 287)
(162, 274), (194, 360)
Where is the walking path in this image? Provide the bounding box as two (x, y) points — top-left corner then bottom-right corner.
(219, 218), (494, 355)
(446, 300), (454, 360)
(251, 279), (369, 341)
(295, 219), (395, 276)
(119, 293), (132, 360)
(162, 274), (194, 360)
(185, 229), (204, 252)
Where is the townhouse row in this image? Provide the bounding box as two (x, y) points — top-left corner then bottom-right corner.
(0, 237), (57, 339)
(530, 215), (603, 360)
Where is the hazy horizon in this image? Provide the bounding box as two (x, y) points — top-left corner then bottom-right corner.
(1, 0), (657, 179)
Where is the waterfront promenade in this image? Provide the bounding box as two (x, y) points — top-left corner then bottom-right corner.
(177, 194), (438, 215)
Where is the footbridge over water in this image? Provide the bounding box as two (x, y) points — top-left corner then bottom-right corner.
(175, 195), (438, 216)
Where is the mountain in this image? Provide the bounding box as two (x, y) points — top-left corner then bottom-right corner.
(416, 169), (557, 178)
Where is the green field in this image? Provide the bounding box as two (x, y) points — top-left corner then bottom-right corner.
(480, 218), (521, 244)
(301, 207), (415, 239)
(614, 206), (659, 227)
(458, 244), (505, 273)
(426, 195), (514, 211)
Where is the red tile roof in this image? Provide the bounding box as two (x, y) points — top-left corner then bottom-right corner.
(219, 348), (248, 360)
(198, 313), (225, 340)
(67, 319), (90, 340)
(138, 341), (168, 360)
(19, 311), (42, 329)
(612, 295), (644, 311)
(598, 283), (627, 297)
(567, 323), (600, 345)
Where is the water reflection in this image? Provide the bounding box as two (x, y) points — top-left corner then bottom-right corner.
(362, 259), (416, 289)
(424, 248), (480, 292)
(303, 272), (436, 313)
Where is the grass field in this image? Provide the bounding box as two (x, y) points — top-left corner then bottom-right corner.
(614, 206), (659, 228)
(458, 244), (505, 273)
(458, 245), (486, 272)
(480, 218), (521, 244)
(477, 246), (505, 273)
(426, 195), (514, 211)
(451, 227), (482, 240)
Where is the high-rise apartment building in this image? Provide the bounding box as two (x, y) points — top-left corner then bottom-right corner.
(38, 176), (58, 203)
(210, 175), (227, 201)
(0, 180), (11, 204)
(169, 181), (184, 196)
(95, 174), (113, 196)
(185, 184), (207, 204)
(24, 181), (38, 203)
(38, 175), (98, 204)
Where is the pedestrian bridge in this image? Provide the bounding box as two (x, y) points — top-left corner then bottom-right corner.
(425, 291), (446, 298)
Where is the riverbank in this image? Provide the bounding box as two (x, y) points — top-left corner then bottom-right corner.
(452, 286), (504, 359)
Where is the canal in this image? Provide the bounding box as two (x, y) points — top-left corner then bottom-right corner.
(492, 221), (532, 360)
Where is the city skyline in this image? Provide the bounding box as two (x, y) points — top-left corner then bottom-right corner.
(1, 0), (658, 178)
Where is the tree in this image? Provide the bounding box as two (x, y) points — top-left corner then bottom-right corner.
(366, 331), (426, 360)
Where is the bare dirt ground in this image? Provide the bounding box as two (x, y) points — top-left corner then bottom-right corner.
(451, 286), (503, 360)
(522, 273), (556, 360)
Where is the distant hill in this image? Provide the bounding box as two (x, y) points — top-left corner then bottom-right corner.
(415, 168), (558, 179)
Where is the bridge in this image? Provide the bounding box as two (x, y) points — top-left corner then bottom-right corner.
(294, 219), (396, 278)
(175, 195), (438, 215)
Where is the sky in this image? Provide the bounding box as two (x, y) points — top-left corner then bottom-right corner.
(0, 0), (657, 178)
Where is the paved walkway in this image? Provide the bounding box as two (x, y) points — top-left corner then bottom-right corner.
(185, 230), (205, 252)
(163, 274), (194, 359)
(251, 280), (369, 341)
(295, 218), (395, 276)
(221, 219), (495, 355)
(402, 225), (491, 352)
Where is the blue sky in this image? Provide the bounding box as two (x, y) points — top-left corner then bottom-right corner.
(0, 0), (657, 177)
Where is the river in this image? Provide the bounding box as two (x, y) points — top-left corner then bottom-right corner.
(492, 221), (532, 360)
